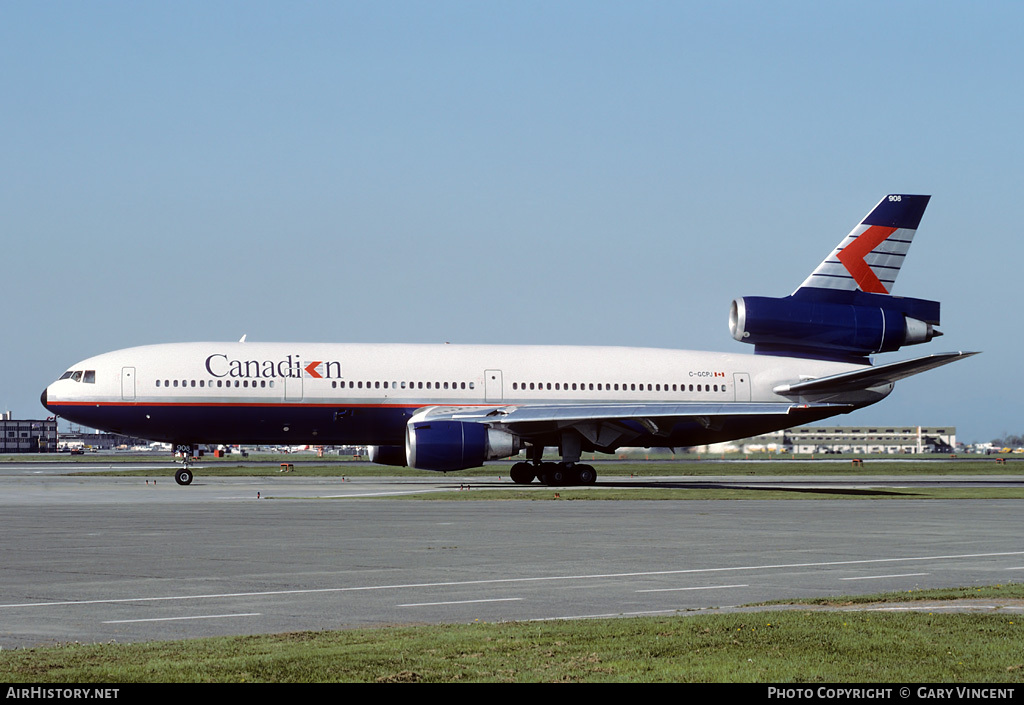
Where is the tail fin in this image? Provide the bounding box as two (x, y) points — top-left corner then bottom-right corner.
(730, 194), (942, 361)
(796, 194), (931, 296)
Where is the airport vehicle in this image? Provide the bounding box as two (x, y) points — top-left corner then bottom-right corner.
(41, 195), (975, 485)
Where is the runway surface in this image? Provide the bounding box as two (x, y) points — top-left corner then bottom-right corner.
(1, 469), (1022, 648)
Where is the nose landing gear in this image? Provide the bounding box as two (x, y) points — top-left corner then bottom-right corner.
(174, 444), (197, 485)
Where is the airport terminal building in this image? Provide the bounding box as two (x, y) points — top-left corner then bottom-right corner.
(1, 416), (58, 453)
(702, 425), (957, 455)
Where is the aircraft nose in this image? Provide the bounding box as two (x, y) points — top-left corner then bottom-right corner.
(40, 386), (49, 411)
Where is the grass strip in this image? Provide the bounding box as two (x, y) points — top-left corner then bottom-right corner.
(2, 608), (1022, 683)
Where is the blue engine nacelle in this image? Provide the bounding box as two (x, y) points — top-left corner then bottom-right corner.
(729, 291), (941, 359)
(405, 418), (522, 472)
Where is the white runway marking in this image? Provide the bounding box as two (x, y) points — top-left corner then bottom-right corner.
(4, 550), (1021, 610)
(636, 584), (749, 593)
(841, 573), (930, 581)
(103, 613), (260, 624)
(534, 609), (693, 621)
(398, 598), (523, 607)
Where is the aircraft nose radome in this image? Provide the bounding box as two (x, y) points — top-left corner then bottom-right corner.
(40, 387), (49, 411)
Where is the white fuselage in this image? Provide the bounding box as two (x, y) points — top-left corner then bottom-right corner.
(42, 341), (886, 449)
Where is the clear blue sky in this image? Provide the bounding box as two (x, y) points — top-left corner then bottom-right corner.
(3, 2), (1021, 443)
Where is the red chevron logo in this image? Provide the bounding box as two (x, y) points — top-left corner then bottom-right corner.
(835, 225), (896, 294)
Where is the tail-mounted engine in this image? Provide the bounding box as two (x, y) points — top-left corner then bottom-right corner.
(729, 290), (942, 360)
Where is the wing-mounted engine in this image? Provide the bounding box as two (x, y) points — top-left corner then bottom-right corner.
(730, 290), (941, 361)
(405, 407), (522, 472)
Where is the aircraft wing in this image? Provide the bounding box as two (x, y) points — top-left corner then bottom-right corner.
(772, 351), (979, 396)
(411, 401), (851, 450)
(441, 401), (834, 424)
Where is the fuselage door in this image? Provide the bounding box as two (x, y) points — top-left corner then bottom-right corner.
(285, 374), (303, 401)
(733, 372), (751, 402)
(485, 369), (503, 403)
(121, 367), (136, 401)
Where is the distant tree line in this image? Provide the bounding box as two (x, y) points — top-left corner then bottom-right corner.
(991, 433), (1024, 448)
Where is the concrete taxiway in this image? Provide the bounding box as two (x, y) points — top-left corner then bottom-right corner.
(1, 470), (1022, 649)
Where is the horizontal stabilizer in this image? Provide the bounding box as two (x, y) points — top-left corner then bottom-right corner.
(773, 351), (979, 396)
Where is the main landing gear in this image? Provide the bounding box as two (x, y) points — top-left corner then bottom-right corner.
(509, 434), (598, 486)
(510, 461), (597, 486)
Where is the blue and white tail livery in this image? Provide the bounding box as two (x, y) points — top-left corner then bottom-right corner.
(797, 194), (931, 295)
(730, 195), (943, 362)
(41, 194), (976, 486)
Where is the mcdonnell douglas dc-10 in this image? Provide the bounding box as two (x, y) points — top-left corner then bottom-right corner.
(41, 195), (975, 485)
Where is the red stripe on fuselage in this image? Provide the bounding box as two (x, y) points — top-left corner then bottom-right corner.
(46, 400), (485, 409)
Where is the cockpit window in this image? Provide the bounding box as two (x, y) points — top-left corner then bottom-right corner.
(59, 371), (74, 380)
(83, 370), (96, 384)
(71, 371), (83, 382)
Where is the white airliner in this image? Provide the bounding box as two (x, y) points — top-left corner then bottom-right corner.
(41, 195), (975, 486)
